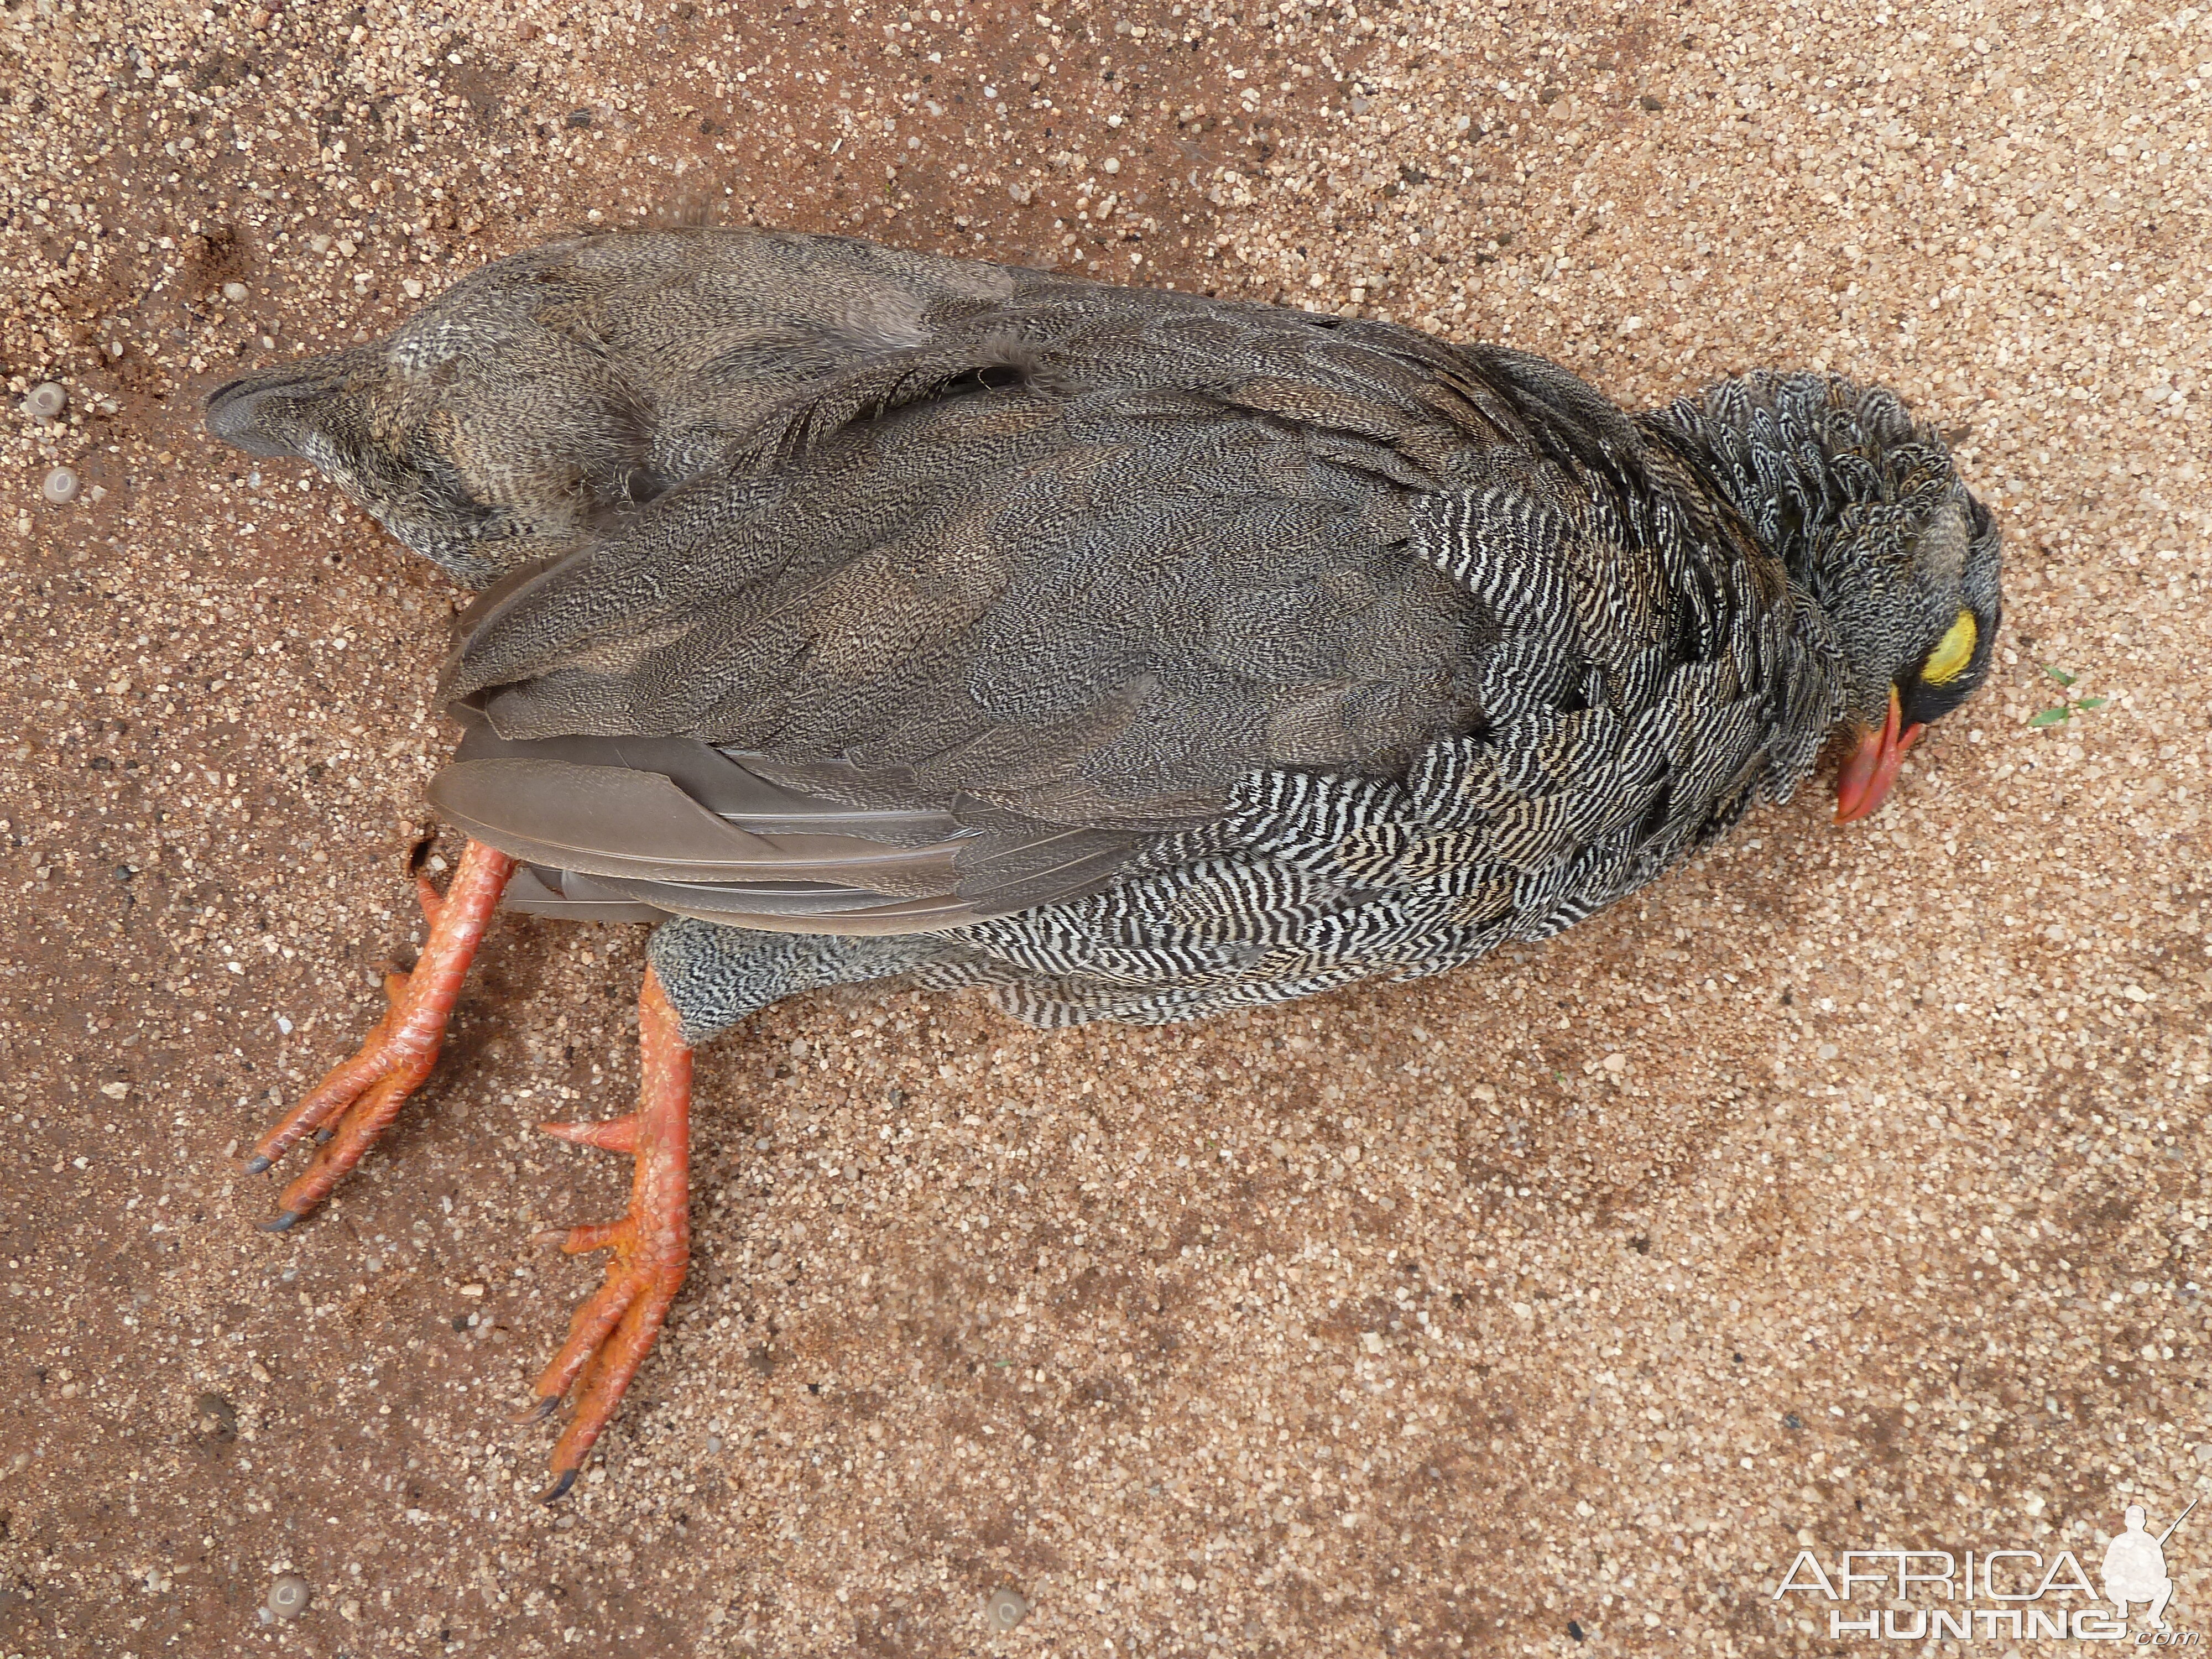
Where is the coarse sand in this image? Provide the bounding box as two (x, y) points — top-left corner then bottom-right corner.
(3, 0), (2209, 1653)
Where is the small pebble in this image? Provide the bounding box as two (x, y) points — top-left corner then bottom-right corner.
(23, 381), (66, 419)
(222, 280), (251, 304)
(267, 1574), (311, 1619)
(984, 1587), (1030, 1631)
(42, 467), (80, 505)
(309, 233), (332, 254)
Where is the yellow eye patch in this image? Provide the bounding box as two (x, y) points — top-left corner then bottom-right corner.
(1922, 610), (1978, 685)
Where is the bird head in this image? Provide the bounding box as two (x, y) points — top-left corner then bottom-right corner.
(1659, 371), (2002, 823)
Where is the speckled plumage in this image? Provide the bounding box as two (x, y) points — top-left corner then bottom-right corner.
(208, 227), (2000, 1044)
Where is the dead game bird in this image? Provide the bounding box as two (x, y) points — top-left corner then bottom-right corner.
(205, 227), (2001, 1498)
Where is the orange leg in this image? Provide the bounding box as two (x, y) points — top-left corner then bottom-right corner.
(246, 839), (517, 1228)
(522, 964), (692, 1502)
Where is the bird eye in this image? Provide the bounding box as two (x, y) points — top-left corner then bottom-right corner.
(1920, 609), (1977, 686)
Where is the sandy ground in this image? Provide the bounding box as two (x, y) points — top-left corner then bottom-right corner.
(4, 0), (2210, 1653)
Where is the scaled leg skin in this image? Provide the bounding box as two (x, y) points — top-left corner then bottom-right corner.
(244, 838), (518, 1227)
(524, 963), (693, 1501)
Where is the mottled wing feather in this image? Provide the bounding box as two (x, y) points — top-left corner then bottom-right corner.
(414, 246), (1536, 941)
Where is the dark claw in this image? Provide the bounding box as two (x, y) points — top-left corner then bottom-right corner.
(259, 1211), (304, 1233)
(538, 1468), (577, 1505)
(243, 1155), (272, 1175)
(401, 827), (439, 882)
(517, 1395), (560, 1425)
(312, 1128), (335, 1145)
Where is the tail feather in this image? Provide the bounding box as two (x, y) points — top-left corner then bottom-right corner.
(202, 227), (1024, 588)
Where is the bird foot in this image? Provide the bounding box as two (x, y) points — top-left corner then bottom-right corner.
(242, 839), (516, 1223)
(521, 966), (692, 1501)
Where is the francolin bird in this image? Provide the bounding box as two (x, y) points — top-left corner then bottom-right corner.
(207, 228), (2001, 1497)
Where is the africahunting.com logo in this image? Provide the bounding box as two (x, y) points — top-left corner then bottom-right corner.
(1775, 1497), (2198, 1644)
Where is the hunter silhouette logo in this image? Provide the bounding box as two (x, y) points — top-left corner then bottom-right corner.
(1775, 1493), (2200, 1644)
(2105, 1500), (2193, 1631)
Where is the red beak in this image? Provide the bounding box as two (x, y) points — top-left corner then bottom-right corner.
(1834, 684), (1926, 824)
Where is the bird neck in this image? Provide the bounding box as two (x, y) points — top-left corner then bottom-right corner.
(1641, 375), (1869, 606)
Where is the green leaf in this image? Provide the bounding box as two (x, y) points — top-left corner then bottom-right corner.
(2075, 696), (2108, 711)
(2028, 708), (2072, 727)
(2043, 666), (2077, 686)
